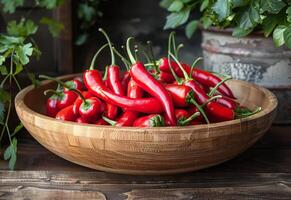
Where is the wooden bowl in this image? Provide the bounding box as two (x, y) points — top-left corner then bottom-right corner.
(15, 74), (277, 175)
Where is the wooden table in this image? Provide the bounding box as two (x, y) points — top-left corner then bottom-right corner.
(0, 125), (291, 199)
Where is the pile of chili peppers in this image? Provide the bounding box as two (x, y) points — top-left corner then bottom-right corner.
(40, 29), (261, 127)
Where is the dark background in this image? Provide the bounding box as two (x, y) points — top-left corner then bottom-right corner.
(0, 0), (202, 76)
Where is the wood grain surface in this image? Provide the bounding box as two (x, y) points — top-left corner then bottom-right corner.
(14, 74), (278, 175)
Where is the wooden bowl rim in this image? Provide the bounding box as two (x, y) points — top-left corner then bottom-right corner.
(15, 74), (278, 133)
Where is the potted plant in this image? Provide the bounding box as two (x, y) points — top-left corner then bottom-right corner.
(160, 0), (291, 124)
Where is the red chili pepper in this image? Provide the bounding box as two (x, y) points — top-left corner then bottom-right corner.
(83, 70), (164, 113)
(64, 79), (84, 92)
(149, 69), (174, 83)
(104, 103), (119, 120)
(57, 91), (78, 110)
(165, 84), (192, 107)
(188, 106), (204, 122)
(127, 38), (176, 125)
(133, 114), (165, 127)
(95, 118), (109, 125)
(79, 97), (104, 123)
(121, 71), (131, 93)
(206, 101), (235, 122)
(164, 109), (189, 126)
(76, 117), (88, 124)
(46, 95), (59, 117)
(216, 96), (238, 110)
(55, 105), (76, 122)
(158, 57), (235, 98)
(73, 91), (94, 115)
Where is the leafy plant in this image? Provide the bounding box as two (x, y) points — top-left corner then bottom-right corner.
(0, 0), (64, 169)
(161, 0), (291, 48)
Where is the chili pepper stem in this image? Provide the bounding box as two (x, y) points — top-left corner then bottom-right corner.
(235, 107), (262, 118)
(43, 89), (61, 96)
(102, 66), (108, 80)
(167, 54), (181, 84)
(179, 111), (200, 126)
(89, 44), (109, 70)
(171, 32), (178, 58)
(147, 41), (159, 73)
(176, 43), (184, 57)
(190, 57), (203, 77)
(189, 98), (209, 124)
(99, 28), (115, 66)
(112, 47), (131, 70)
(102, 115), (117, 126)
(169, 51), (190, 80)
(208, 76), (232, 97)
(201, 95), (222, 107)
(126, 37), (136, 64)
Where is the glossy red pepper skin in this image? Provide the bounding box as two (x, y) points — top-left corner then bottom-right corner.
(158, 57), (235, 98)
(55, 105), (76, 122)
(206, 101), (235, 122)
(104, 103), (119, 120)
(114, 79), (142, 126)
(72, 91), (94, 115)
(83, 70), (164, 113)
(46, 95), (59, 117)
(149, 69), (174, 83)
(184, 80), (208, 105)
(130, 62), (176, 126)
(76, 117), (88, 124)
(188, 106), (204, 122)
(121, 71), (131, 93)
(133, 114), (165, 127)
(164, 109), (189, 126)
(57, 91), (78, 110)
(79, 97), (104, 123)
(216, 96), (238, 110)
(95, 118), (109, 125)
(107, 65), (124, 96)
(64, 79), (84, 92)
(165, 84), (192, 107)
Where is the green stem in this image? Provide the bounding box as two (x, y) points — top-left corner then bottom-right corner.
(99, 28), (115, 66)
(235, 107), (262, 118)
(169, 51), (190, 80)
(12, 75), (21, 91)
(208, 76), (232, 97)
(102, 116), (116, 126)
(126, 37), (136, 64)
(147, 41), (159, 72)
(0, 99), (11, 143)
(176, 43), (184, 59)
(179, 112), (200, 126)
(201, 95), (222, 107)
(89, 43), (109, 70)
(167, 54), (181, 84)
(43, 89), (61, 96)
(168, 32), (175, 57)
(112, 47), (131, 70)
(171, 32), (177, 58)
(189, 98), (209, 124)
(0, 74), (10, 88)
(190, 57), (203, 77)
(102, 66), (108, 80)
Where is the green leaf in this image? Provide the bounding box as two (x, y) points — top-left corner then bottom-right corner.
(261, 0), (286, 14)
(212, 0), (231, 22)
(283, 26), (291, 49)
(160, 0), (175, 9)
(168, 0), (184, 12)
(262, 15), (278, 37)
(164, 7), (191, 29)
(237, 5), (260, 30)
(0, 55), (5, 65)
(12, 123), (23, 136)
(287, 7), (291, 23)
(201, 16), (212, 29)
(27, 72), (40, 87)
(75, 33), (88, 46)
(232, 27), (253, 37)
(14, 63), (23, 75)
(15, 43), (33, 65)
(37, 0), (64, 9)
(200, 0), (209, 12)
(273, 25), (287, 47)
(0, 88), (11, 102)
(6, 137), (17, 170)
(0, 66), (8, 75)
(232, 0), (248, 8)
(40, 17), (64, 37)
(4, 145), (12, 160)
(7, 19), (38, 37)
(185, 20), (198, 38)
(78, 3), (96, 22)
(0, 0), (24, 13)
(0, 35), (24, 46)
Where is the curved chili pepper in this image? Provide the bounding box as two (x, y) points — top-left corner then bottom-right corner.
(133, 114), (165, 127)
(126, 38), (176, 125)
(83, 70), (164, 113)
(149, 68), (175, 83)
(57, 91), (78, 110)
(55, 105), (76, 122)
(121, 71), (131, 93)
(46, 95), (59, 117)
(73, 91), (94, 115)
(158, 57), (235, 98)
(216, 96), (238, 110)
(95, 118), (109, 125)
(164, 109), (189, 126)
(79, 97), (104, 123)
(104, 103), (119, 120)
(206, 101), (234, 122)
(165, 84), (192, 107)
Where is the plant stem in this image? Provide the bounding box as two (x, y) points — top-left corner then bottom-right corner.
(208, 76), (232, 97)
(89, 43), (109, 70)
